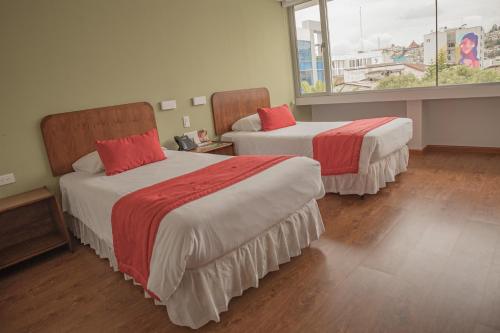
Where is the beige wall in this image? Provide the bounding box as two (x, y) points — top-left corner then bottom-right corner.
(312, 97), (500, 148)
(0, 0), (297, 198)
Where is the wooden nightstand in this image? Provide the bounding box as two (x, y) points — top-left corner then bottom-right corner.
(191, 141), (235, 156)
(0, 187), (72, 270)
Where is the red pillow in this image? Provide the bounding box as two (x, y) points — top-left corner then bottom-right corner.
(96, 129), (166, 176)
(257, 104), (296, 131)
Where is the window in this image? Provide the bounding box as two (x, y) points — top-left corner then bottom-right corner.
(290, 0), (500, 95)
(437, 0), (500, 86)
(293, 1), (327, 94)
(328, 0), (435, 92)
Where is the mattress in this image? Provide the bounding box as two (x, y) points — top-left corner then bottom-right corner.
(60, 149), (325, 307)
(221, 118), (413, 175)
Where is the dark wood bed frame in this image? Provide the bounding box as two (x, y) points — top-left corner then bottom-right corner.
(211, 87), (270, 136)
(41, 102), (157, 176)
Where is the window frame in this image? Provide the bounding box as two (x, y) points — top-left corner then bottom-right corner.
(288, 0), (500, 102)
(289, 0), (332, 97)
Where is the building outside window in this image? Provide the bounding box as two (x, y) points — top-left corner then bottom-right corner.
(291, 0), (500, 95)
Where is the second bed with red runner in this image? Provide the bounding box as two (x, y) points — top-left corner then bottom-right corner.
(312, 117), (397, 175)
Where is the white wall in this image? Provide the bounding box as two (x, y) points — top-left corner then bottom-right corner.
(312, 101), (407, 120)
(312, 97), (500, 148)
(424, 97), (500, 147)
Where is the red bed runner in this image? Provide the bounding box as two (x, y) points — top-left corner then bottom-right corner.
(111, 155), (292, 299)
(313, 117), (397, 176)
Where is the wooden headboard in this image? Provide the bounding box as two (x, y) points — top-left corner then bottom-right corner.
(211, 87), (270, 136)
(41, 102), (156, 176)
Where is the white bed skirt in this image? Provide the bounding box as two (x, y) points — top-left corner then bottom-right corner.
(322, 145), (409, 195)
(66, 199), (324, 329)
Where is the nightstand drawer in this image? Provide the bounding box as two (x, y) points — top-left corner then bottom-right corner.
(210, 145), (234, 156)
(191, 141), (234, 156)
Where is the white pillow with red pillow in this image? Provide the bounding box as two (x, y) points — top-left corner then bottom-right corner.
(231, 113), (262, 132)
(72, 151), (104, 174)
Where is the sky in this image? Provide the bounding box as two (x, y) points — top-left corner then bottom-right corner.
(295, 0), (500, 55)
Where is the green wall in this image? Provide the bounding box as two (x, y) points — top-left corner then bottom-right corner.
(0, 0), (303, 198)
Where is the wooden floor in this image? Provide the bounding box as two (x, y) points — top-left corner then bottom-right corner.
(1, 152), (500, 333)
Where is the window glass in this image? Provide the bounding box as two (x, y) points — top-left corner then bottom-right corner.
(291, 0), (500, 95)
(436, 0), (500, 86)
(327, 0), (436, 92)
(294, 1), (327, 94)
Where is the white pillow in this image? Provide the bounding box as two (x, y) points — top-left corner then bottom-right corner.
(72, 151), (104, 174)
(231, 113), (262, 132)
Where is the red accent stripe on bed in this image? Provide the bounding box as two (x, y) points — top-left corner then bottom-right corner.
(313, 117), (397, 176)
(111, 155), (292, 299)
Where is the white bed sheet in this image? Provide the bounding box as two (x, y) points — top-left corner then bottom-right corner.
(60, 149), (324, 303)
(221, 118), (412, 175)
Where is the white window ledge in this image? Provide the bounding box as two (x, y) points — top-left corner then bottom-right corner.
(295, 83), (500, 105)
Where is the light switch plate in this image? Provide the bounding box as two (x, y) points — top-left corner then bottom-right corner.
(160, 100), (176, 110)
(0, 173), (16, 186)
(183, 116), (191, 128)
(192, 96), (207, 106)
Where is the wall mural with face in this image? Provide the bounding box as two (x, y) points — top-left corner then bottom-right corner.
(457, 32), (480, 68)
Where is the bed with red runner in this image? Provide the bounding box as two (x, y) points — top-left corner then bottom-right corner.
(112, 155), (292, 299)
(60, 150), (325, 329)
(222, 117), (412, 195)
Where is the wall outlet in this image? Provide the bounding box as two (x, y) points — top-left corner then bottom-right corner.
(192, 96), (207, 106)
(0, 173), (16, 186)
(160, 100), (176, 110)
(183, 116), (191, 128)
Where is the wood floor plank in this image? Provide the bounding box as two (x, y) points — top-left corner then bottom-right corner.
(478, 264), (500, 330)
(474, 324), (500, 333)
(415, 212), (467, 256)
(452, 220), (500, 265)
